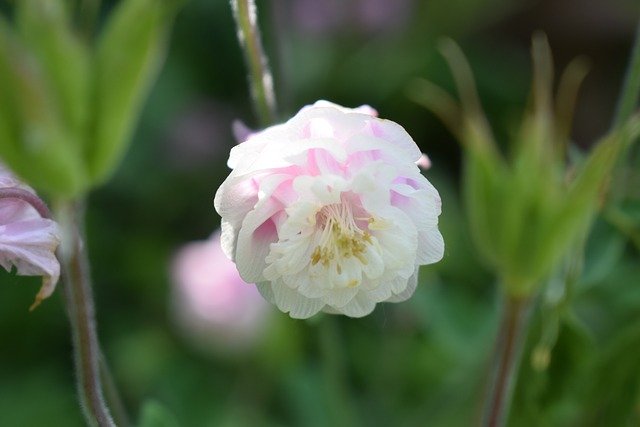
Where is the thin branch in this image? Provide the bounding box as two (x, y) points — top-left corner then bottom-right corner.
(230, 0), (278, 127)
(482, 296), (531, 427)
(57, 200), (116, 427)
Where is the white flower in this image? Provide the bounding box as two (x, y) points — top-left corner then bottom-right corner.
(214, 100), (444, 318)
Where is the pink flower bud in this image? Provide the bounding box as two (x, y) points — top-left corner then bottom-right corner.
(214, 100), (444, 318)
(171, 231), (270, 352)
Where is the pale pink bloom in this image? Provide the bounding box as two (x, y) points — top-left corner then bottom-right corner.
(214, 100), (444, 318)
(0, 165), (60, 310)
(171, 231), (270, 351)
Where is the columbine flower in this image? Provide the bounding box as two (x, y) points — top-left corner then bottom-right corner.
(0, 164), (61, 310)
(214, 100), (444, 318)
(171, 231), (270, 351)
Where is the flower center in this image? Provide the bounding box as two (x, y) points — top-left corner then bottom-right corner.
(309, 203), (372, 282)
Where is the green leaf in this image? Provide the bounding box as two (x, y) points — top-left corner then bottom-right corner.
(89, 0), (179, 185)
(15, 0), (90, 142)
(138, 400), (180, 427)
(462, 119), (507, 271)
(0, 19), (86, 197)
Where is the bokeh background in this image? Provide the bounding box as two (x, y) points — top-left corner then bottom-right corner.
(1, 0), (640, 425)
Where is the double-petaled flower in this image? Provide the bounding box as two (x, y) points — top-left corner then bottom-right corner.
(215, 101), (444, 318)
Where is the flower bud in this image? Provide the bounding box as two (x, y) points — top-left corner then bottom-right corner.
(411, 35), (640, 296)
(171, 231), (271, 353)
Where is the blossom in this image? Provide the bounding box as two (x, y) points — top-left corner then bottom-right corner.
(171, 231), (270, 351)
(214, 100), (444, 318)
(0, 164), (61, 310)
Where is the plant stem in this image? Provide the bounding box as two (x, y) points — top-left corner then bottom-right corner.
(613, 19), (640, 130)
(482, 296), (531, 427)
(230, 0), (278, 127)
(100, 353), (132, 427)
(319, 318), (361, 427)
(56, 199), (116, 427)
(80, 0), (102, 41)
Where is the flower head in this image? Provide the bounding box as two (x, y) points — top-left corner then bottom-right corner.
(171, 231), (270, 351)
(215, 101), (444, 318)
(0, 164), (61, 310)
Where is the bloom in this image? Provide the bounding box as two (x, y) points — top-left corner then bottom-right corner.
(171, 231), (270, 351)
(0, 164), (61, 310)
(214, 100), (444, 318)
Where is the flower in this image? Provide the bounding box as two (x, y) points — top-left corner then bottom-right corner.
(171, 231), (270, 351)
(0, 164), (61, 310)
(214, 100), (444, 318)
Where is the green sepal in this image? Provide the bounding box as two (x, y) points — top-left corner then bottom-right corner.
(88, 0), (180, 185)
(15, 0), (90, 144)
(0, 18), (87, 197)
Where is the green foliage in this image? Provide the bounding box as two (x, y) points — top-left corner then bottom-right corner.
(138, 400), (181, 427)
(0, 0), (179, 197)
(89, 0), (181, 184)
(414, 35), (640, 297)
(0, 13), (87, 195)
(1, 1), (640, 426)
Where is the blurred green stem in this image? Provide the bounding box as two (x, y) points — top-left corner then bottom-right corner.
(56, 199), (118, 427)
(482, 295), (531, 427)
(319, 319), (361, 427)
(609, 19), (640, 206)
(613, 19), (640, 130)
(80, 0), (102, 40)
(231, 0), (278, 127)
(100, 352), (132, 427)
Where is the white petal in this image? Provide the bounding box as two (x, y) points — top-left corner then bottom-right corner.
(416, 228), (445, 265)
(235, 198), (282, 282)
(365, 280), (393, 302)
(387, 268), (419, 303)
(0, 218), (61, 309)
(255, 281), (275, 303)
(322, 287), (358, 308)
(367, 118), (422, 162)
(272, 283), (324, 319)
(220, 219), (237, 260)
(337, 293), (376, 318)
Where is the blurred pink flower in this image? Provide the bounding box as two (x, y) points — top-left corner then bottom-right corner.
(215, 100), (444, 319)
(171, 231), (270, 351)
(0, 164), (60, 310)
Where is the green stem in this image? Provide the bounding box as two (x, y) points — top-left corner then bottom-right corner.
(56, 199), (116, 427)
(319, 319), (361, 427)
(613, 19), (640, 130)
(230, 0), (278, 127)
(79, 0), (101, 41)
(482, 296), (531, 427)
(100, 353), (132, 427)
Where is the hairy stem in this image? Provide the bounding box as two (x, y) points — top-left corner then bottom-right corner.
(482, 296), (531, 427)
(230, 0), (278, 127)
(56, 199), (116, 427)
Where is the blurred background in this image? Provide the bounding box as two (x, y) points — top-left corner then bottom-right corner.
(1, 0), (640, 425)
